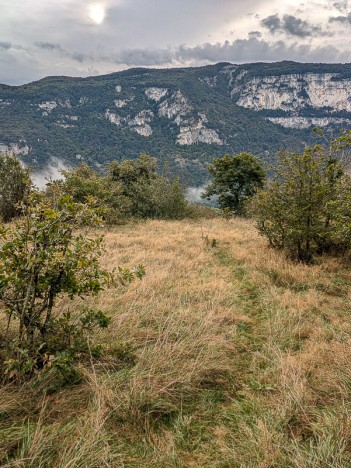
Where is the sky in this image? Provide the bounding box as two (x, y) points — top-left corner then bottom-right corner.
(1, 0), (351, 85)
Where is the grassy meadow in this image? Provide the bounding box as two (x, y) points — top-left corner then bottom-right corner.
(2, 216), (351, 466)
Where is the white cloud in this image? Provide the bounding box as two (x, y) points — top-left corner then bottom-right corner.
(0, 0), (349, 85)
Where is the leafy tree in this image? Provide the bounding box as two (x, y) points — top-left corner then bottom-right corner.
(0, 192), (144, 378)
(107, 153), (158, 218)
(140, 176), (188, 219)
(327, 174), (351, 250)
(0, 153), (31, 222)
(249, 132), (351, 262)
(58, 163), (132, 223)
(107, 153), (188, 219)
(202, 152), (266, 214)
(51, 154), (188, 222)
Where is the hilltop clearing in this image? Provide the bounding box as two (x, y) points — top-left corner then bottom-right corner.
(1, 217), (351, 466)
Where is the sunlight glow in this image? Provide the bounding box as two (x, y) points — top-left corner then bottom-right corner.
(88, 4), (105, 25)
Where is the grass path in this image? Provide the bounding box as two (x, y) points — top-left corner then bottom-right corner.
(210, 221), (351, 467)
(1, 218), (351, 467)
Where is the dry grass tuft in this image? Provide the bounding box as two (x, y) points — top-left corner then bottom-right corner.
(1, 217), (351, 466)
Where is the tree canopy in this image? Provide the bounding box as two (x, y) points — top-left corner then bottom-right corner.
(202, 152), (265, 214)
(249, 131), (351, 262)
(0, 153), (31, 222)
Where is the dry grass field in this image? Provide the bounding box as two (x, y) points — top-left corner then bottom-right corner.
(2, 217), (351, 466)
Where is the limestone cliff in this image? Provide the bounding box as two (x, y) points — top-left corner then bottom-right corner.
(231, 70), (351, 129)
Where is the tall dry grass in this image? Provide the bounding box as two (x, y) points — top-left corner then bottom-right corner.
(1, 217), (351, 466)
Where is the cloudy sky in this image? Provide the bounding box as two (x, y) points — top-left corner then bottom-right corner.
(1, 0), (351, 85)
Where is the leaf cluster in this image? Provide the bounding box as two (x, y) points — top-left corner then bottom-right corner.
(250, 131), (351, 261)
(0, 153), (31, 222)
(0, 191), (144, 382)
(202, 152), (266, 214)
(48, 153), (189, 222)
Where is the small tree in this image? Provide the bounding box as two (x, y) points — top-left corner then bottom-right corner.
(148, 177), (188, 220)
(202, 152), (265, 214)
(249, 133), (351, 262)
(107, 153), (188, 219)
(0, 153), (31, 222)
(58, 163), (132, 223)
(0, 192), (144, 374)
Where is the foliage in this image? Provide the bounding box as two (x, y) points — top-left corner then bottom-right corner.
(107, 153), (188, 219)
(0, 192), (144, 380)
(250, 132), (351, 261)
(52, 154), (189, 222)
(202, 152), (266, 214)
(0, 153), (31, 222)
(57, 163), (132, 223)
(3, 306), (111, 386)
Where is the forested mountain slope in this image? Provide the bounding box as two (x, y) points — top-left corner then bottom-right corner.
(1, 61), (351, 184)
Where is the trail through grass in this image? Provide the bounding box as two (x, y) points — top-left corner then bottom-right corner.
(1, 218), (351, 467)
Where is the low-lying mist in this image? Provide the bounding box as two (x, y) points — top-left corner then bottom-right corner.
(31, 157), (70, 189)
(186, 185), (217, 206)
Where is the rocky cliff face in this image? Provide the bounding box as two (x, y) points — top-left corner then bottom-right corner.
(105, 88), (223, 145)
(230, 70), (351, 129)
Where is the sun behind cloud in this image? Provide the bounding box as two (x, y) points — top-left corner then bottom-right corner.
(88, 4), (106, 25)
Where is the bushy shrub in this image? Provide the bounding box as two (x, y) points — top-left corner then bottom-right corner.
(49, 154), (189, 222)
(57, 163), (132, 223)
(250, 133), (351, 262)
(0, 153), (31, 222)
(0, 191), (144, 382)
(107, 153), (188, 219)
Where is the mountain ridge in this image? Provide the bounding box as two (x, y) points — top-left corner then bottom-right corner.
(1, 61), (351, 185)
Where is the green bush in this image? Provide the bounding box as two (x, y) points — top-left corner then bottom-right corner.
(249, 132), (351, 262)
(202, 152), (265, 215)
(57, 163), (132, 223)
(50, 154), (189, 222)
(0, 191), (144, 382)
(107, 153), (188, 219)
(0, 153), (31, 222)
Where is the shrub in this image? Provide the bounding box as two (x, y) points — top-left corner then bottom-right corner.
(0, 153), (31, 222)
(52, 154), (189, 222)
(107, 153), (188, 219)
(250, 133), (351, 262)
(50, 163), (132, 224)
(0, 192), (144, 381)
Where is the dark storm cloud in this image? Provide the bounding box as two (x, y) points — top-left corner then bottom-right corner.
(71, 51), (89, 63)
(0, 41), (27, 51)
(174, 38), (344, 63)
(34, 42), (66, 53)
(99, 37), (350, 66)
(261, 14), (330, 37)
(248, 31), (262, 39)
(261, 14), (281, 34)
(283, 15), (328, 37)
(332, 1), (349, 12)
(329, 12), (351, 23)
(34, 42), (91, 63)
(2, 34), (349, 84)
(0, 42), (12, 50)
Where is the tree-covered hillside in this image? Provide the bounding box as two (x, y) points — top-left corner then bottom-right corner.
(1, 61), (351, 184)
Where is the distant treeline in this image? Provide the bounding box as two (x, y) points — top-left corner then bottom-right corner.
(2, 128), (351, 263)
